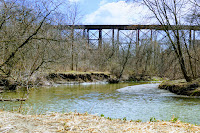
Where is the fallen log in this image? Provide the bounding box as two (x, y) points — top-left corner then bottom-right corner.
(0, 98), (27, 102)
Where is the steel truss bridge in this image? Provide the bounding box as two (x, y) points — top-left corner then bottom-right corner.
(56, 25), (200, 48)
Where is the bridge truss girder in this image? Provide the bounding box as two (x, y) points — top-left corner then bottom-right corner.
(58, 25), (199, 50)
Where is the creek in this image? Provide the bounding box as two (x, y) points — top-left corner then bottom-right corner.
(0, 82), (200, 124)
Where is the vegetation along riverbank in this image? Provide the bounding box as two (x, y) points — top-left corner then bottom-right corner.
(0, 111), (200, 132)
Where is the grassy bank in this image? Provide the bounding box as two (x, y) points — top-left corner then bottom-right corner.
(159, 79), (200, 96)
(0, 111), (199, 132)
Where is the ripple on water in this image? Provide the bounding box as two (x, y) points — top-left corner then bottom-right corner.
(116, 83), (176, 97)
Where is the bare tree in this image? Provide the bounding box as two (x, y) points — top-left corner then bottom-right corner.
(143, 0), (192, 82)
(0, 0), (61, 81)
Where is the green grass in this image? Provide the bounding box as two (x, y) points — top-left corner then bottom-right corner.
(107, 117), (112, 120)
(123, 117), (127, 121)
(150, 117), (157, 122)
(171, 115), (179, 123)
(100, 114), (104, 117)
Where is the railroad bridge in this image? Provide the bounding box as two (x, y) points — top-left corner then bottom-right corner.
(56, 25), (200, 48)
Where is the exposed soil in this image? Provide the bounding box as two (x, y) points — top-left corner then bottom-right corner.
(0, 72), (112, 91)
(0, 79), (18, 92)
(0, 111), (199, 133)
(159, 79), (200, 96)
(46, 72), (111, 84)
(0, 71), (164, 92)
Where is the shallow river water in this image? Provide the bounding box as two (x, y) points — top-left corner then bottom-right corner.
(1, 82), (200, 124)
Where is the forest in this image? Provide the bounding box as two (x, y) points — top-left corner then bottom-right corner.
(0, 0), (200, 87)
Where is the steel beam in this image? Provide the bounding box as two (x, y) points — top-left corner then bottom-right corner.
(57, 25), (200, 30)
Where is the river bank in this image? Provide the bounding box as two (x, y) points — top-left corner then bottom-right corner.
(159, 79), (200, 96)
(0, 111), (199, 132)
(0, 71), (161, 91)
(0, 71), (111, 92)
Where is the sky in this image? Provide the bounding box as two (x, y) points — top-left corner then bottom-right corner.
(68, 0), (194, 25)
(68, 0), (153, 25)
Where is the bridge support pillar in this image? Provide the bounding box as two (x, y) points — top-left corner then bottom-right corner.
(193, 30), (195, 46)
(71, 28), (74, 71)
(98, 29), (102, 49)
(117, 29), (120, 51)
(83, 29), (86, 38)
(112, 29), (115, 46)
(136, 29), (140, 46)
(87, 29), (89, 46)
(189, 30), (192, 49)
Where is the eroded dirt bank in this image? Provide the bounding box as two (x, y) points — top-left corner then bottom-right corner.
(0, 72), (112, 92)
(0, 111), (199, 133)
(46, 72), (110, 84)
(159, 79), (200, 96)
(0, 71), (162, 92)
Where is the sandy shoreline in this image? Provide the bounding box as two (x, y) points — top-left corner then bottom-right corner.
(0, 111), (200, 133)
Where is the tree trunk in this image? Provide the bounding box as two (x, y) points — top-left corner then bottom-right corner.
(178, 56), (191, 82)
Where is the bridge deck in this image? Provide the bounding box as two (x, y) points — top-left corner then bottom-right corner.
(58, 25), (200, 30)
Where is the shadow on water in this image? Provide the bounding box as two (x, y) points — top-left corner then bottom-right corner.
(0, 82), (200, 124)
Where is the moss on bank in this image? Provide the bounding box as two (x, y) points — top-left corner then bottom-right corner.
(159, 79), (200, 96)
